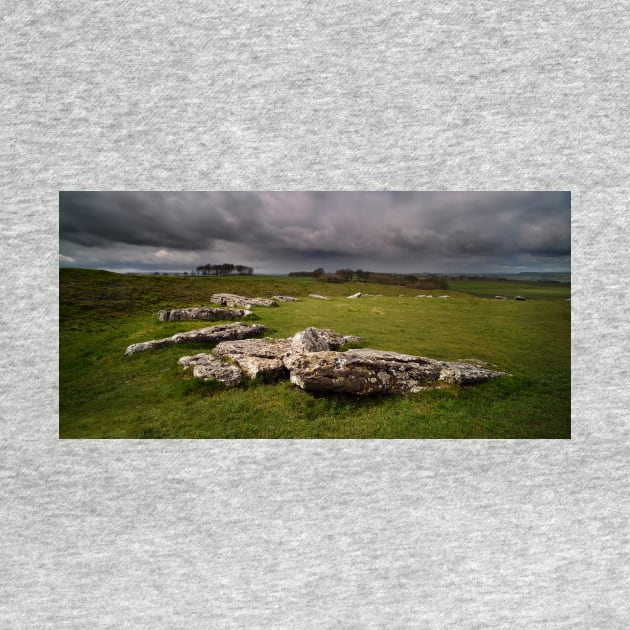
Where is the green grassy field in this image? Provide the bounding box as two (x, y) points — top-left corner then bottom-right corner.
(60, 269), (571, 439)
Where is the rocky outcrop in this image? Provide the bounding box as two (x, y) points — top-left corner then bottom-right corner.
(213, 337), (293, 359)
(124, 322), (266, 356)
(347, 292), (362, 299)
(158, 307), (252, 321)
(168, 326), (510, 394)
(284, 348), (509, 395)
(308, 294), (330, 300)
(284, 349), (441, 395)
(416, 295), (433, 298)
(290, 327), (363, 353)
(211, 293), (278, 308)
(178, 354), (243, 387)
(212, 337), (293, 379)
(272, 295), (299, 302)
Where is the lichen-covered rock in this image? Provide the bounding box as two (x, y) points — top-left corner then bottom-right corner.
(178, 353), (215, 369)
(284, 349), (442, 395)
(158, 307), (252, 321)
(212, 337), (292, 380)
(290, 327), (363, 353)
(124, 322), (266, 356)
(213, 337), (292, 359)
(437, 362), (509, 385)
(229, 355), (286, 379)
(284, 348), (509, 395)
(272, 295), (299, 302)
(211, 293), (278, 308)
(308, 294), (330, 300)
(192, 360), (243, 387)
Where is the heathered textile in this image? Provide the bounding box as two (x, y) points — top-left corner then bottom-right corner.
(2, 2), (629, 628)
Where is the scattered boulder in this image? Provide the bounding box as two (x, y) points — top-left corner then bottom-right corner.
(193, 361), (242, 387)
(514, 296), (525, 301)
(284, 348), (509, 395)
(213, 337), (292, 359)
(211, 293), (278, 308)
(347, 292), (362, 299)
(438, 295), (452, 299)
(164, 325), (509, 396)
(212, 337), (293, 380)
(290, 327), (363, 353)
(158, 307), (252, 321)
(178, 353), (215, 369)
(437, 361), (508, 385)
(284, 349), (442, 395)
(309, 294), (330, 300)
(124, 322), (266, 356)
(229, 355), (285, 380)
(272, 295), (299, 302)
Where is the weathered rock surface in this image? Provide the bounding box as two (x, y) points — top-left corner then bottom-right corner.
(284, 348), (509, 395)
(193, 361), (243, 387)
(290, 327), (363, 353)
(284, 349), (441, 395)
(124, 322), (266, 356)
(212, 337), (292, 379)
(213, 337), (292, 359)
(158, 307), (252, 321)
(308, 294), (330, 300)
(211, 293), (278, 308)
(170, 325), (509, 395)
(437, 361), (508, 385)
(230, 355), (286, 379)
(178, 353), (215, 369)
(272, 295), (299, 302)
(347, 292), (362, 299)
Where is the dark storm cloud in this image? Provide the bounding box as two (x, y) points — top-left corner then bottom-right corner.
(59, 191), (570, 273)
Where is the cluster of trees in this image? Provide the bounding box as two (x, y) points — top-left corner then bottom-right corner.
(288, 268), (449, 290)
(194, 263), (254, 276)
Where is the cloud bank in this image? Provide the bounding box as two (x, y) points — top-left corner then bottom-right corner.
(59, 191), (570, 274)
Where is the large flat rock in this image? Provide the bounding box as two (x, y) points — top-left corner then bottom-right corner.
(158, 307), (252, 321)
(211, 293), (278, 308)
(124, 322), (266, 356)
(290, 327), (363, 353)
(284, 348), (509, 395)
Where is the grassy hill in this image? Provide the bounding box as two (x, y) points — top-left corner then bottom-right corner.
(59, 268), (571, 439)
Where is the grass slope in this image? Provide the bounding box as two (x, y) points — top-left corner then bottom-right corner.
(60, 269), (571, 439)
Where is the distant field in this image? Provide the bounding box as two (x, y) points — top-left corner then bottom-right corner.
(59, 269), (571, 439)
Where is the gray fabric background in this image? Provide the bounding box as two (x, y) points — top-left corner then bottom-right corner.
(1, 1), (628, 628)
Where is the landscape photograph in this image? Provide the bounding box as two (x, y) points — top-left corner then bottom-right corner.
(59, 191), (571, 439)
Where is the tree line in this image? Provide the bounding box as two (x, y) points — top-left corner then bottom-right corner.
(194, 263), (254, 276)
(288, 268), (448, 290)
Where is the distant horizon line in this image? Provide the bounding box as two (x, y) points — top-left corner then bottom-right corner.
(59, 265), (571, 277)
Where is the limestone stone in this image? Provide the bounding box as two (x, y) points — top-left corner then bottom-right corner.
(284, 349), (442, 395)
(437, 362), (509, 385)
(290, 327), (363, 353)
(211, 293), (278, 308)
(124, 322), (266, 356)
(284, 348), (509, 395)
(213, 337), (292, 359)
(158, 307), (252, 321)
(347, 292), (362, 299)
(192, 360), (243, 387)
(272, 295), (299, 302)
(229, 355), (286, 380)
(308, 294), (330, 300)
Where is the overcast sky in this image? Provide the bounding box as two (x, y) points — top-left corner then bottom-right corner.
(59, 191), (570, 274)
